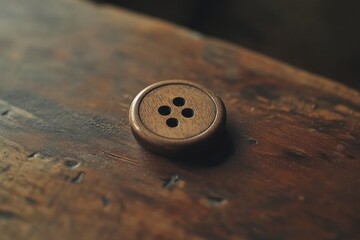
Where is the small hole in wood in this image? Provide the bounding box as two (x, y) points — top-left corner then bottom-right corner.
(158, 106), (171, 116)
(166, 118), (179, 128)
(182, 108), (194, 118)
(173, 97), (185, 107)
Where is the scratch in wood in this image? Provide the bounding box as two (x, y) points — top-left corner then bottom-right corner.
(0, 100), (10, 116)
(71, 171), (86, 184)
(207, 195), (227, 206)
(101, 195), (111, 207)
(64, 160), (80, 169)
(0, 101), (43, 124)
(1, 109), (9, 116)
(0, 210), (18, 220)
(9, 106), (38, 119)
(103, 151), (142, 166)
(27, 152), (45, 159)
(256, 95), (269, 103)
(163, 175), (179, 189)
(246, 137), (259, 145)
(28, 152), (38, 158)
(285, 148), (308, 160)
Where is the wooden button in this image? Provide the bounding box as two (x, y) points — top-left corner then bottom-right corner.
(129, 80), (226, 156)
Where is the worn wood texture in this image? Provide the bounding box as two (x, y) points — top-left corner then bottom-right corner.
(0, 0), (359, 239)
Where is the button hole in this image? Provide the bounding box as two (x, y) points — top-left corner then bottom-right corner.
(182, 108), (194, 118)
(166, 118), (179, 128)
(158, 106), (171, 116)
(173, 97), (185, 107)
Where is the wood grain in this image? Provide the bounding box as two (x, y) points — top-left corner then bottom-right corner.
(0, 0), (359, 239)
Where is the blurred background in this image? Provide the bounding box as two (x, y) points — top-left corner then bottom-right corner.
(92, 0), (360, 90)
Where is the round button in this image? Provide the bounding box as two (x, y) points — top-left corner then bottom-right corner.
(129, 80), (226, 156)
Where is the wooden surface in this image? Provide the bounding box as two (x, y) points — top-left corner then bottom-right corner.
(0, 0), (360, 239)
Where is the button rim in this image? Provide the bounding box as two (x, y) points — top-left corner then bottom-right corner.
(129, 80), (226, 155)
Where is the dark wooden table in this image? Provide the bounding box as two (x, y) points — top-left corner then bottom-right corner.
(0, 0), (359, 239)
